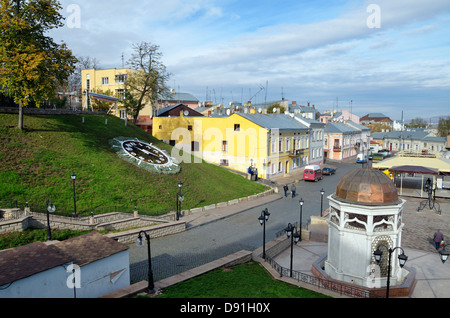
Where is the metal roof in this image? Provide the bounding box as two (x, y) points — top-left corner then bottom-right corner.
(236, 113), (309, 131)
(324, 122), (360, 134)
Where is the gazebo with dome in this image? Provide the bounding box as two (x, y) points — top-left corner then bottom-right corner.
(323, 168), (410, 290)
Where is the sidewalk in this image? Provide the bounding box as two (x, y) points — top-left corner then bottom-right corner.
(183, 192), (283, 229)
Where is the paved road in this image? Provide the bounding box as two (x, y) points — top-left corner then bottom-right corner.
(129, 161), (358, 282)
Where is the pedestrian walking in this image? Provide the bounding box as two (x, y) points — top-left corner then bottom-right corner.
(433, 229), (444, 250)
(291, 184), (296, 198)
(283, 184), (288, 197)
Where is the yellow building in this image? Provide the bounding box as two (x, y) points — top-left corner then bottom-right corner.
(81, 68), (154, 121)
(153, 112), (310, 180)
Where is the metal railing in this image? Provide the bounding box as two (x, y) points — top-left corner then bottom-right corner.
(264, 254), (372, 298)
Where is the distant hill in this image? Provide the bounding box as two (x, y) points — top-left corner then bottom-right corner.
(0, 113), (268, 216)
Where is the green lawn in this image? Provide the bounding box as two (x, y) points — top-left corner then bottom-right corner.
(154, 261), (330, 298)
(0, 113), (268, 216)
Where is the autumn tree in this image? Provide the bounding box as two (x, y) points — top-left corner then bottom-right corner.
(0, 0), (77, 129)
(267, 103), (286, 114)
(125, 42), (171, 123)
(438, 117), (450, 137)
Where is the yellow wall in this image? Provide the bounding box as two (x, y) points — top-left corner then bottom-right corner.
(153, 113), (310, 179)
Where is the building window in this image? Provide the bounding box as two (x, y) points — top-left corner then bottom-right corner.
(222, 141), (228, 152)
(102, 77), (109, 85)
(116, 89), (126, 100)
(191, 141), (199, 151)
(159, 125), (162, 130)
(119, 110), (127, 119)
(188, 125), (193, 131)
(279, 138), (283, 153)
(115, 74), (127, 83)
(234, 124), (240, 131)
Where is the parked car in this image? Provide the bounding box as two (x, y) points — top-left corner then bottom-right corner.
(322, 167), (336, 175)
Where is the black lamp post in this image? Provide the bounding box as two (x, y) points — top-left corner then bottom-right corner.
(320, 188), (325, 217)
(299, 198), (304, 241)
(71, 172), (77, 217)
(440, 244), (449, 264)
(136, 230), (155, 294)
(373, 244), (408, 298)
(258, 208), (270, 259)
(285, 223), (300, 277)
(46, 199), (55, 241)
(176, 182), (184, 221)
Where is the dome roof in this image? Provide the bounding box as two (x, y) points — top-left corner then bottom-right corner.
(334, 168), (401, 206)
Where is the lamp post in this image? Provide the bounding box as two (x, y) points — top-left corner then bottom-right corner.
(373, 244), (408, 298)
(176, 182), (184, 221)
(299, 198), (304, 241)
(46, 199), (55, 241)
(320, 189), (325, 217)
(285, 223), (300, 277)
(71, 172), (77, 217)
(136, 230), (155, 294)
(440, 244), (449, 264)
(258, 208), (270, 259)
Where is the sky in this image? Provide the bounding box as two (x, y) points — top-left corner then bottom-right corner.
(50, 0), (450, 121)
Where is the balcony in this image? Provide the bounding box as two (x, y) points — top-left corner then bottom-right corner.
(333, 146), (342, 152)
(289, 149), (306, 158)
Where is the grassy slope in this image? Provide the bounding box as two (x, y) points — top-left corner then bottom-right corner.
(0, 113), (268, 215)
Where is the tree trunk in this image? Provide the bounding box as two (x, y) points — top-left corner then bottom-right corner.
(18, 100), (23, 130)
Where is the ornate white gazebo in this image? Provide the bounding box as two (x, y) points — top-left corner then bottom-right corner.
(324, 168), (408, 289)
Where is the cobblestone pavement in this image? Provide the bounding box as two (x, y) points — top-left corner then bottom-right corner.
(400, 196), (449, 253)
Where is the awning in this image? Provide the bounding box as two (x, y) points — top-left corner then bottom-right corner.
(390, 165), (439, 175)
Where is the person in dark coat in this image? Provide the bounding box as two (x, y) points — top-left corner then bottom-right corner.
(283, 184), (288, 197)
(291, 184), (296, 198)
(433, 230), (444, 250)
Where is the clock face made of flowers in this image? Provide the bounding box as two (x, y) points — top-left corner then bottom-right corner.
(110, 137), (180, 174)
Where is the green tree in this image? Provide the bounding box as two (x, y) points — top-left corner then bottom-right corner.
(267, 102), (286, 114)
(0, 0), (77, 129)
(438, 117), (450, 138)
(406, 117), (427, 128)
(125, 42), (171, 123)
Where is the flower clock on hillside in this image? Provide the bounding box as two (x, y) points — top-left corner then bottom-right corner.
(109, 137), (180, 174)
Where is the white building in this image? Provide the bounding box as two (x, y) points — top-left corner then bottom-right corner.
(0, 232), (130, 298)
(294, 115), (325, 166)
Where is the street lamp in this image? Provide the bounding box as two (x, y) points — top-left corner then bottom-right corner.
(299, 198), (304, 241)
(320, 189), (325, 217)
(440, 244), (449, 264)
(176, 182), (184, 221)
(258, 208), (270, 259)
(71, 172), (77, 217)
(373, 244), (408, 298)
(285, 223), (300, 277)
(136, 230), (155, 294)
(46, 199), (56, 241)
